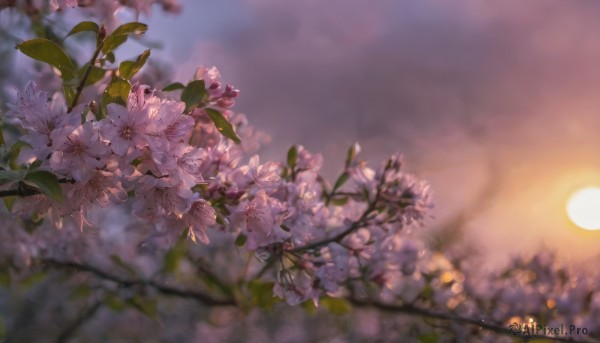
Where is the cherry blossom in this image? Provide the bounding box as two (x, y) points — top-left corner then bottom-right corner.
(50, 122), (109, 183)
(1, 9), (597, 343)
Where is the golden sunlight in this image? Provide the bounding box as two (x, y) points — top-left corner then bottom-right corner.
(566, 187), (600, 230)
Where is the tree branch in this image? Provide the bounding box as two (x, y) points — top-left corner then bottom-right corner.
(38, 259), (600, 342)
(349, 298), (599, 343)
(0, 178), (74, 198)
(42, 259), (236, 307)
(55, 301), (102, 343)
(291, 209), (372, 252)
(293, 164), (392, 253)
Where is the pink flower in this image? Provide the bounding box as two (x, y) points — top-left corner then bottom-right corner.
(243, 189), (290, 250)
(133, 175), (190, 220)
(66, 170), (127, 211)
(273, 271), (318, 306)
(171, 145), (206, 188)
(198, 141), (239, 178)
(149, 144), (206, 188)
(227, 113), (270, 154)
(50, 122), (110, 182)
(182, 197), (216, 244)
(6, 82), (47, 120)
(101, 103), (152, 156)
(192, 66), (240, 110)
(129, 83), (152, 109)
(125, 0), (154, 16)
(371, 236), (422, 279)
(314, 249), (350, 292)
(229, 155), (282, 195)
(194, 66), (221, 85)
(295, 145), (323, 172)
(379, 171), (434, 226)
(49, 0), (77, 11)
(145, 98), (191, 147)
(8, 83), (79, 159)
(348, 162), (376, 195)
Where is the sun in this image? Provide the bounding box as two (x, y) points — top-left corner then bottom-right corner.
(566, 187), (600, 230)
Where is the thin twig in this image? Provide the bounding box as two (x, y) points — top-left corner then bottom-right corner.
(0, 178), (74, 198)
(67, 27), (105, 113)
(293, 164), (390, 252)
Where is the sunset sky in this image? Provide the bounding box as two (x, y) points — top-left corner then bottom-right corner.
(122, 0), (600, 266)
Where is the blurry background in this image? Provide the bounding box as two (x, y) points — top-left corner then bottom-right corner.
(14, 0), (600, 265)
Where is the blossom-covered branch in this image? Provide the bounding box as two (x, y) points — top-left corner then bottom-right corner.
(0, 4), (598, 342)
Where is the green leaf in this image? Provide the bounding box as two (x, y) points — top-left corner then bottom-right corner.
(0, 317), (4, 339)
(70, 285), (92, 300)
(17, 39), (75, 80)
(300, 300), (318, 315)
(101, 34), (128, 55)
(105, 293), (126, 312)
(3, 196), (15, 212)
(7, 141), (32, 170)
(181, 80), (207, 112)
(129, 295), (158, 319)
(131, 157), (143, 167)
(418, 333), (438, 343)
(234, 233), (247, 247)
(119, 49), (150, 80)
(110, 255), (137, 276)
(112, 22), (148, 36)
(0, 125), (5, 146)
(419, 282), (433, 301)
(23, 215), (45, 235)
(205, 108), (241, 144)
(66, 21), (99, 38)
(0, 170), (26, 183)
(0, 268), (10, 288)
(320, 297), (352, 315)
(105, 52), (116, 63)
(287, 145), (297, 169)
(248, 281), (277, 309)
(280, 224), (290, 232)
(78, 64), (107, 86)
(332, 172), (350, 192)
(23, 170), (62, 201)
(101, 22), (148, 55)
(162, 82), (185, 92)
(20, 271), (46, 290)
(345, 142), (360, 167)
(103, 76), (131, 107)
(330, 196), (349, 206)
(63, 86), (75, 106)
(163, 240), (185, 273)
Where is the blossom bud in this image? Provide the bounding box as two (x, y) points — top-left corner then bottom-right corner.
(98, 24), (107, 42)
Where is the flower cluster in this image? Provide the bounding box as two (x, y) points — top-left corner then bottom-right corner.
(0, 0), (180, 16)
(4, 67), (435, 307)
(3, 7), (598, 343)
